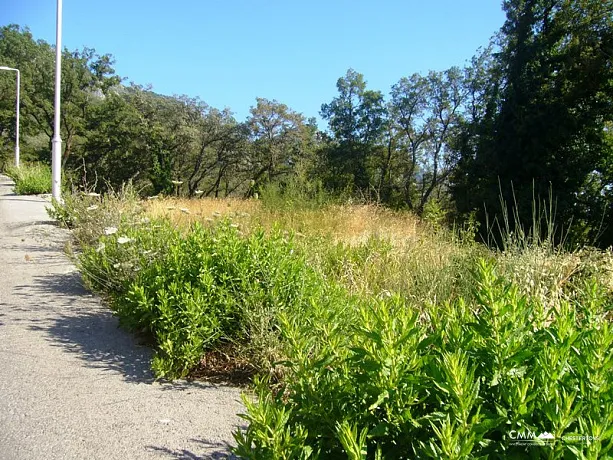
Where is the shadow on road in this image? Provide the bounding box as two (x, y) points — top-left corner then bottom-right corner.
(14, 271), (156, 383)
(15, 270), (224, 392)
(146, 438), (238, 459)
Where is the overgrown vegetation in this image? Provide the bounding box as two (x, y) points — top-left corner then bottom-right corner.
(235, 260), (613, 458)
(78, 219), (332, 379)
(5, 0), (612, 457)
(48, 188), (613, 458)
(3, 0), (612, 247)
(4, 163), (51, 194)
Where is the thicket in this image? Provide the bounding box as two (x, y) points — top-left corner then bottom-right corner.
(48, 190), (613, 458)
(3, 0), (613, 247)
(79, 218), (337, 378)
(235, 260), (613, 459)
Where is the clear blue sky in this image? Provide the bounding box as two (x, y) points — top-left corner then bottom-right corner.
(3, 0), (506, 125)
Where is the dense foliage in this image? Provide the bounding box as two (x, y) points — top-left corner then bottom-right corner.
(236, 260), (613, 459)
(3, 1), (612, 246)
(79, 219), (330, 378)
(49, 190), (613, 458)
(452, 0), (613, 247)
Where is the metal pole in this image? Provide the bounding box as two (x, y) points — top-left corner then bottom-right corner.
(15, 69), (19, 168)
(51, 0), (63, 201)
(0, 66), (20, 167)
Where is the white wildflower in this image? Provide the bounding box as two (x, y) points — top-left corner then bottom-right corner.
(230, 223), (239, 228)
(96, 243), (105, 253)
(86, 205), (99, 211)
(104, 227), (118, 235)
(117, 236), (132, 244)
(194, 190), (204, 195)
(171, 180), (183, 185)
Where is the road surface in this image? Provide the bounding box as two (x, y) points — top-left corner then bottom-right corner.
(0, 175), (243, 459)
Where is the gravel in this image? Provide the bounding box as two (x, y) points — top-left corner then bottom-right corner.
(0, 175), (244, 460)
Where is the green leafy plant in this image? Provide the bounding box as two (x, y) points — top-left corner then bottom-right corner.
(233, 259), (613, 459)
(4, 163), (51, 195)
(53, 185), (612, 458)
(46, 181), (143, 247)
(79, 218), (332, 379)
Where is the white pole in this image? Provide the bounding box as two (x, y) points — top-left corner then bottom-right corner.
(51, 0), (63, 201)
(0, 66), (20, 168)
(15, 69), (19, 168)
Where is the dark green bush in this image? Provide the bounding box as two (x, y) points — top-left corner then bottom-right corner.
(79, 219), (335, 379)
(233, 260), (613, 459)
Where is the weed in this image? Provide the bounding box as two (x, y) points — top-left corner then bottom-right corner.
(4, 163), (51, 195)
(234, 260), (613, 458)
(47, 181), (143, 247)
(54, 187), (613, 458)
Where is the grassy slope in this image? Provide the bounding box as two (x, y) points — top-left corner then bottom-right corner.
(51, 191), (613, 458)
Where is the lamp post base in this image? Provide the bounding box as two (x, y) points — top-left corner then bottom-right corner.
(51, 137), (62, 202)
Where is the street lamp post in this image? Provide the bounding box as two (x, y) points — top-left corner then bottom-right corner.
(0, 66), (20, 168)
(51, 0), (63, 201)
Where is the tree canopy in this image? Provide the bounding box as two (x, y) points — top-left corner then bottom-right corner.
(2, 7), (612, 246)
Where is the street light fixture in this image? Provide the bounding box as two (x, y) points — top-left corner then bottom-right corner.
(51, 0), (63, 201)
(0, 66), (20, 168)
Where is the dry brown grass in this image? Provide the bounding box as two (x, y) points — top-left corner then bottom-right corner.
(142, 196), (611, 306)
(144, 197), (422, 246)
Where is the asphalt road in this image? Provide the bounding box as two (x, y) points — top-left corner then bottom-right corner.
(0, 175), (244, 459)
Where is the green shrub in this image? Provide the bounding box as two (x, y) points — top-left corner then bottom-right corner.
(233, 259), (613, 459)
(4, 163), (51, 195)
(46, 181), (143, 247)
(79, 219), (336, 379)
(58, 185), (612, 458)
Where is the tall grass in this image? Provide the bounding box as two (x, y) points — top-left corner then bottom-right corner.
(4, 163), (52, 195)
(50, 188), (613, 458)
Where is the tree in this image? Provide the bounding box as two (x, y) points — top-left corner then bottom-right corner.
(452, 0), (613, 246)
(0, 25), (51, 163)
(320, 69), (387, 194)
(0, 25), (120, 168)
(181, 105), (249, 198)
(389, 68), (466, 212)
(77, 88), (148, 191)
(247, 98), (313, 192)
